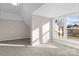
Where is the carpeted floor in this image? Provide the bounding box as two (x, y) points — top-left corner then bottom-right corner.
(0, 39), (78, 56)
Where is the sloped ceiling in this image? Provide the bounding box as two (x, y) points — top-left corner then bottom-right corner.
(19, 3), (44, 26)
(33, 3), (79, 18)
(0, 3), (43, 22)
(0, 3), (20, 14)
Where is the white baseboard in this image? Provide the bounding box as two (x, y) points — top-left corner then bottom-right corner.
(0, 37), (30, 41)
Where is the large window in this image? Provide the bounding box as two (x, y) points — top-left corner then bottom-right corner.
(67, 16), (79, 41)
(53, 18), (64, 39)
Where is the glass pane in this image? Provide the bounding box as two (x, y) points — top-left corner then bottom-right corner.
(53, 19), (64, 39)
(67, 16), (79, 41)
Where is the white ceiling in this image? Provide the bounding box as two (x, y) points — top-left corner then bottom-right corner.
(0, 3), (78, 21)
(33, 3), (79, 18)
(19, 3), (44, 26)
(0, 3), (43, 22)
(0, 3), (20, 14)
(0, 3), (43, 14)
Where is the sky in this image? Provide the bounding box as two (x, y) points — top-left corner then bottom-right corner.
(67, 16), (79, 25)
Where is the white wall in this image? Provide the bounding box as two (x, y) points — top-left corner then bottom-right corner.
(0, 11), (23, 21)
(32, 15), (51, 46)
(19, 4), (43, 38)
(0, 19), (30, 41)
(33, 3), (79, 18)
(20, 3), (43, 26)
(0, 3), (43, 41)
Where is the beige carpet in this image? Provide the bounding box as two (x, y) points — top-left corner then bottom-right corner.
(0, 39), (78, 56)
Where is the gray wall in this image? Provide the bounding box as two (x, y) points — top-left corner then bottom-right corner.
(0, 20), (30, 41)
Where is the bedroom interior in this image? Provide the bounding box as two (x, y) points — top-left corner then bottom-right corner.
(0, 3), (79, 56)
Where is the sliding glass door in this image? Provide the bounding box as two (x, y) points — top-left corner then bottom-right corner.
(53, 12), (79, 41)
(53, 18), (65, 40)
(67, 16), (79, 41)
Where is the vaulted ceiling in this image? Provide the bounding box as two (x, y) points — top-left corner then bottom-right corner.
(0, 3), (20, 14)
(0, 3), (43, 14)
(1, 3), (78, 26)
(0, 3), (43, 20)
(0, 3), (44, 26)
(33, 3), (79, 18)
